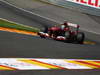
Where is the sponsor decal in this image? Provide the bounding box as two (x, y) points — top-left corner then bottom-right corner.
(65, 0), (100, 9)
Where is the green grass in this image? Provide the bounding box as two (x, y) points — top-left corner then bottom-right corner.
(0, 19), (40, 33)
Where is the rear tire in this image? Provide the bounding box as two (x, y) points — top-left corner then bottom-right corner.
(65, 31), (70, 38)
(65, 31), (72, 43)
(76, 32), (85, 44)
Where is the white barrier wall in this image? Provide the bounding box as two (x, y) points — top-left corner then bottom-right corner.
(41, 0), (100, 16)
(65, 0), (100, 9)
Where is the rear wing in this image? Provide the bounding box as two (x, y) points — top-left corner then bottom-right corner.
(67, 22), (79, 28)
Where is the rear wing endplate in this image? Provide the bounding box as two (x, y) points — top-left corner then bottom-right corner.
(68, 22), (79, 28)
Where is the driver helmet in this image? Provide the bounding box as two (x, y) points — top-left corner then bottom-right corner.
(61, 25), (65, 30)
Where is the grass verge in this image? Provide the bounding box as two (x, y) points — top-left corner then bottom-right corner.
(0, 19), (40, 33)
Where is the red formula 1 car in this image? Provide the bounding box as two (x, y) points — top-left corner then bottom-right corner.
(38, 23), (85, 44)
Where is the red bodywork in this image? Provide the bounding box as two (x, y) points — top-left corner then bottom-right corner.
(48, 26), (69, 32)
(38, 23), (85, 44)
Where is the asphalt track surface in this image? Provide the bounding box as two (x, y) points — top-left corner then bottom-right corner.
(0, 2), (100, 75)
(4, 0), (100, 34)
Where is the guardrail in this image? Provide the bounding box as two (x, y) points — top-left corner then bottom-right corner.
(41, 0), (100, 16)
